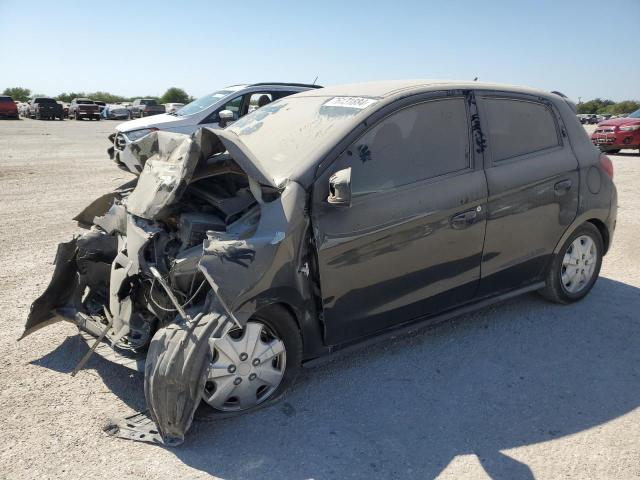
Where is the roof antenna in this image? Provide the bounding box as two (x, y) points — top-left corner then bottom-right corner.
(473, 76), (478, 81)
(312, 75), (319, 85)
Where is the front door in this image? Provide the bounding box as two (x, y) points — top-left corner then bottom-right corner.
(312, 95), (488, 345)
(475, 93), (580, 296)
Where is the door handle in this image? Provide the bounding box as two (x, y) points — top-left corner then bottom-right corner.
(554, 179), (572, 194)
(451, 209), (478, 229)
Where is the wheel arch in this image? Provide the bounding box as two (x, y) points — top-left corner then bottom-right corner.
(552, 212), (611, 256)
(585, 218), (610, 254)
(235, 290), (328, 361)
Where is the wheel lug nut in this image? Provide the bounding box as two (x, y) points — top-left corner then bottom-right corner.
(252, 359), (260, 366)
(249, 373), (257, 381)
(234, 377), (242, 385)
(239, 353), (248, 361)
(228, 365), (236, 373)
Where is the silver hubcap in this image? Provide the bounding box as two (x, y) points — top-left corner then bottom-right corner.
(203, 321), (286, 412)
(561, 235), (597, 294)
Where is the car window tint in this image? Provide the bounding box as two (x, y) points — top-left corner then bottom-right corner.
(482, 98), (559, 161)
(350, 98), (470, 195)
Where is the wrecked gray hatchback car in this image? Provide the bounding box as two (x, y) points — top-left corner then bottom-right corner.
(24, 81), (616, 445)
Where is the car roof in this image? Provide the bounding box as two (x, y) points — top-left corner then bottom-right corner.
(225, 82), (322, 90)
(293, 79), (560, 100)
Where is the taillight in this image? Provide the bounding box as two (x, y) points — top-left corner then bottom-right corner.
(599, 153), (614, 179)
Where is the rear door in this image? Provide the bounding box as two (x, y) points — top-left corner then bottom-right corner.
(475, 93), (579, 296)
(312, 93), (488, 345)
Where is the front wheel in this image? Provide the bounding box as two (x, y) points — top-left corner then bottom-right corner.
(540, 223), (603, 304)
(202, 304), (302, 416)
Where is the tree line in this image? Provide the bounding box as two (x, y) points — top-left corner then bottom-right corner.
(577, 98), (639, 115)
(2, 86), (193, 104)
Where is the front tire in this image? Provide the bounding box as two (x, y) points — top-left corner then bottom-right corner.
(540, 223), (603, 304)
(202, 304), (302, 417)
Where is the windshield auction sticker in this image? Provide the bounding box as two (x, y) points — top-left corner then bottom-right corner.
(323, 97), (378, 109)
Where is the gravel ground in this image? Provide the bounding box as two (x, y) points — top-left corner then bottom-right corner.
(0, 119), (638, 480)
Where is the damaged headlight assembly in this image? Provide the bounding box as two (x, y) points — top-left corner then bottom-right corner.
(125, 127), (158, 142)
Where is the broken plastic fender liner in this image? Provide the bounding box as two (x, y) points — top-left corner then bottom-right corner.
(144, 310), (230, 445)
(20, 239), (79, 340)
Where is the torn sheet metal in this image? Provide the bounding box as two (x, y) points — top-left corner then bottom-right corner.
(198, 181), (309, 323)
(104, 411), (164, 445)
(24, 124), (315, 446)
(73, 179), (137, 228)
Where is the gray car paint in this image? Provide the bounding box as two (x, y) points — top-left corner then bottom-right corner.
(22, 80), (616, 445)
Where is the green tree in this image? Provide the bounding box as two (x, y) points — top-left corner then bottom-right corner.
(89, 91), (127, 103)
(160, 87), (190, 104)
(610, 101), (640, 115)
(56, 92), (87, 103)
(2, 87), (31, 102)
(577, 98), (615, 114)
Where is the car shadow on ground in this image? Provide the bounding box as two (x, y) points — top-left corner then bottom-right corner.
(32, 277), (640, 479)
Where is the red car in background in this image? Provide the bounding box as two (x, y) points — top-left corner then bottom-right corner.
(591, 109), (640, 154)
(0, 95), (19, 119)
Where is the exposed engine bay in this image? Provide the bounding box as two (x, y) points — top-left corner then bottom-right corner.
(22, 128), (314, 445)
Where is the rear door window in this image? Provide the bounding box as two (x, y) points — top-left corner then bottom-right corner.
(349, 97), (471, 195)
(481, 98), (560, 162)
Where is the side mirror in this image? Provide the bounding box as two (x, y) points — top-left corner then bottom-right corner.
(218, 109), (234, 127)
(327, 167), (352, 207)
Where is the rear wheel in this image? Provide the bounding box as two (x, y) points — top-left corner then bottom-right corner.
(540, 223), (603, 304)
(202, 305), (302, 416)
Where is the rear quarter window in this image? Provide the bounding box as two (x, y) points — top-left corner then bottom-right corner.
(482, 98), (559, 162)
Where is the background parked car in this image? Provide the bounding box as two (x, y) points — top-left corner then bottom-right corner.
(68, 98), (100, 121)
(94, 101), (107, 115)
(18, 102), (30, 117)
(0, 95), (19, 119)
(57, 101), (69, 118)
(130, 98), (165, 118)
(110, 82), (322, 173)
(591, 108), (640, 154)
(101, 103), (131, 120)
(164, 102), (184, 114)
(29, 97), (64, 120)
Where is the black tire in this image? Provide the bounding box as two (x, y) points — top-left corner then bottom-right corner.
(200, 304), (303, 419)
(601, 149), (620, 154)
(540, 223), (603, 304)
(75, 112), (79, 120)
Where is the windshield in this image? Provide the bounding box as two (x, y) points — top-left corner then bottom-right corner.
(628, 109), (640, 119)
(140, 99), (157, 106)
(175, 89), (236, 116)
(77, 99), (94, 104)
(226, 95), (376, 186)
(35, 98), (57, 104)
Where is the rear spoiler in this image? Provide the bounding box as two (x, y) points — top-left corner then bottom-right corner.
(551, 91), (577, 114)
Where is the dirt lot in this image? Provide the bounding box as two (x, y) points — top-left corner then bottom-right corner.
(0, 119), (638, 480)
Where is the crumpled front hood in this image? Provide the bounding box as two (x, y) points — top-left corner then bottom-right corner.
(123, 128), (278, 220)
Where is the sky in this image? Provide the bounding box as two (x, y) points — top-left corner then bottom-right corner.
(1, 0), (639, 102)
